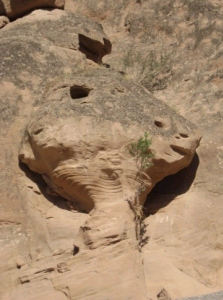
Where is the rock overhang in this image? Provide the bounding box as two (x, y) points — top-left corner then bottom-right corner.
(19, 72), (201, 213)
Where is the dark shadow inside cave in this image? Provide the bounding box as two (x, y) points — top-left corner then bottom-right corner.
(70, 85), (91, 99)
(19, 161), (76, 213)
(78, 34), (112, 64)
(144, 152), (200, 217)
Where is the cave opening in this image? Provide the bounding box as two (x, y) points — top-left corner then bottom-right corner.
(19, 160), (94, 214)
(70, 85), (91, 99)
(19, 161), (76, 213)
(144, 153), (200, 217)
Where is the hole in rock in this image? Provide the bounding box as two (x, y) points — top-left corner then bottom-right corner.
(179, 133), (189, 138)
(103, 63), (110, 68)
(170, 145), (188, 156)
(144, 153), (199, 217)
(33, 128), (43, 135)
(154, 120), (164, 128)
(73, 245), (79, 256)
(70, 85), (91, 99)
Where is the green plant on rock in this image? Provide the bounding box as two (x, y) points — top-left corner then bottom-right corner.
(128, 132), (154, 250)
(129, 131), (154, 171)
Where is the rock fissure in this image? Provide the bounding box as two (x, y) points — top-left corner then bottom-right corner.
(78, 34), (112, 64)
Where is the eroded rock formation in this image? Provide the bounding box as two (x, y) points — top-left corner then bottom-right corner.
(18, 73), (200, 252)
(0, 0), (64, 19)
(19, 74), (200, 211)
(0, 1), (223, 300)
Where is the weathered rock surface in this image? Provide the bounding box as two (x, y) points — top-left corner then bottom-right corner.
(0, 15), (9, 28)
(178, 290), (223, 300)
(68, 0), (223, 299)
(0, 9), (120, 300)
(0, 5), (200, 299)
(19, 73), (200, 213)
(0, 1), (223, 300)
(17, 72), (200, 288)
(0, 0), (64, 19)
(0, 9), (111, 63)
(1, 67), (200, 300)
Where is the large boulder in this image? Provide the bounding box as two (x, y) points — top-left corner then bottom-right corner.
(0, 9), (111, 63)
(0, 0), (64, 19)
(19, 73), (200, 214)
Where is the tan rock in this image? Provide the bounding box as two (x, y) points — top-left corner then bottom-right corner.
(0, 10), (113, 300)
(0, 15), (9, 28)
(64, 1), (223, 298)
(19, 73), (200, 214)
(1, 9), (111, 63)
(17, 72), (200, 288)
(0, 0), (65, 19)
(1, 1), (223, 299)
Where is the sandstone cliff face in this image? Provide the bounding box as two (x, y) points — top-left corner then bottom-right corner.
(0, 1), (223, 300)
(67, 1), (223, 298)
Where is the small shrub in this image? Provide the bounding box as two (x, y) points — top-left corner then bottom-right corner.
(129, 132), (154, 171)
(122, 47), (172, 91)
(128, 132), (154, 250)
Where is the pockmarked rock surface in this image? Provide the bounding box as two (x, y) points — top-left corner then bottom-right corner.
(0, 1), (223, 300)
(0, 6), (200, 299)
(69, 1), (223, 299)
(19, 73), (200, 213)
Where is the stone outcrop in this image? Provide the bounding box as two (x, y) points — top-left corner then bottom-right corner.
(19, 73), (200, 212)
(0, 9), (111, 63)
(66, 1), (223, 298)
(0, 15), (9, 28)
(0, 1), (223, 300)
(0, 0), (64, 19)
(18, 72), (200, 260)
(0, 7), (200, 299)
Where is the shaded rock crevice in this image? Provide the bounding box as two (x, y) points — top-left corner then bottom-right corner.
(78, 34), (112, 63)
(144, 153), (200, 217)
(0, 0), (65, 19)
